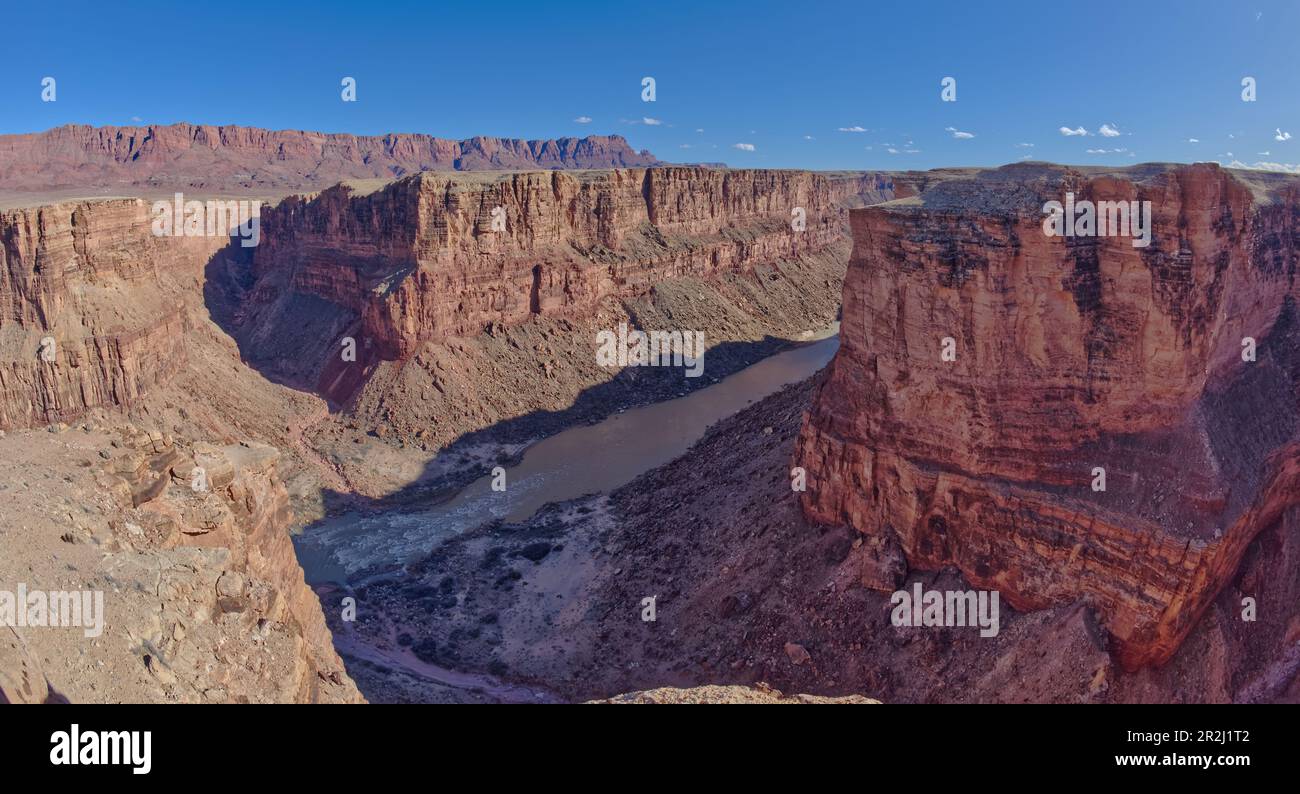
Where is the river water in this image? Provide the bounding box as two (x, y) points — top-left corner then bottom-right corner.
(295, 328), (840, 585)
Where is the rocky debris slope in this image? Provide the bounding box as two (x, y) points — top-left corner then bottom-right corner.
(344, 376), (1114, 703)
(0, 422), (362, 703)
(796, 162), (1300, 670)
(0, 123), (662, 198)
(346, 370), (1299, 703)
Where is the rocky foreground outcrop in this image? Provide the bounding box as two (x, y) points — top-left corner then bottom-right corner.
(0, 123), (661, 197)
(0, 423), (361, 703)
(796, 162), (1300, 670)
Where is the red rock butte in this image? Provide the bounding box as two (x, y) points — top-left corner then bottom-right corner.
(797, 161), (1300, 670)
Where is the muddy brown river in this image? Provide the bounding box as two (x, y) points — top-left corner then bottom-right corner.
(296, 328), (839, 585)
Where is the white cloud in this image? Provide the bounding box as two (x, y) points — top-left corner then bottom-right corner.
(837, 126), (868, 133)
(1059, 126), (1088, 136)
(1015, 142), (1034, 148)
(1228, 159), (1300, 173)
(1275, 128), (1292, 141)
(886, 147), (900, 154)
(695, 128), (704, 133)
(1259, 151), (1270, 156)
(679, 144), (692, 149)
(573, 116), (592, 124)
(643, 117), (663, 126)
(945, 126), (975, 139)
(803, 135), (815, 140)
(1099, 123), (1122, 137)
(733, 143), (756, 151)
(1086, 147), (1129, 154)
(1187, 138), (1199, 143)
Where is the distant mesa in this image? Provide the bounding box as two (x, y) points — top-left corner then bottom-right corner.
(0, 123), (664, 199)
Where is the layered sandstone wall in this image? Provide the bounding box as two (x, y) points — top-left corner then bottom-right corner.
(796, 162), (1300, 669)
(0, 200), (225, 429)
(0, 198), (368, 701)
(241, 167), (899, 402)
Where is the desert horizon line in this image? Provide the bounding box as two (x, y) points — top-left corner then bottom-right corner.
(10, 120), (1297, 176)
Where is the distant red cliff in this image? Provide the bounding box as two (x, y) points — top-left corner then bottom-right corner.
(0, 123), (663, 196)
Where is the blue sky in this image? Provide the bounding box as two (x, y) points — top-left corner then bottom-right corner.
(2, 0), (1298, 172)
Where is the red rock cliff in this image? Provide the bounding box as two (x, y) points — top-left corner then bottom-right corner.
(796, 162), (1300, 670)
(0, 199), (224, 429)
(238, 167), (900, 402)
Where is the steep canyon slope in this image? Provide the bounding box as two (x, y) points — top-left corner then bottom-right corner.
(0, 197), (362, 702)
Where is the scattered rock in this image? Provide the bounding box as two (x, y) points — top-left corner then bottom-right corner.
(519, 542), (552, 563)
(784, 642), (812, 666)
